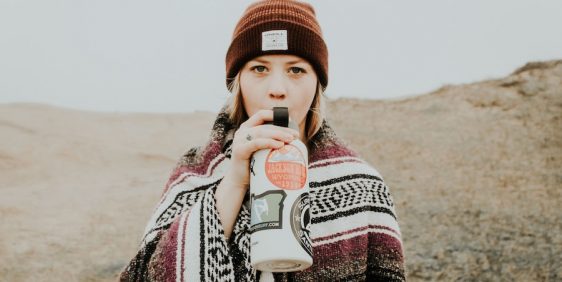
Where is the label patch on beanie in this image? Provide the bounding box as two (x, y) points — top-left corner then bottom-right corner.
(262, 30), (288, 51)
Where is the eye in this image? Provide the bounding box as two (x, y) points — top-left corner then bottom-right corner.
(289, 67), (306, 74)
(250, 65), (267, 73)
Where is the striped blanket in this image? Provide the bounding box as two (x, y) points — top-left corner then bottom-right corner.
(119, 106), (405, 281)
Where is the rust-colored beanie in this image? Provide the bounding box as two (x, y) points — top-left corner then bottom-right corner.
(225, 0), (328, 92)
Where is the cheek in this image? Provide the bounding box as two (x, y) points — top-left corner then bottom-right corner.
(240, 75), (260, 117)
(303, 75), (317, 97)
(240, 74), (260, 99)
(294, 84), (317, 121)
(301, 80), (317, 105)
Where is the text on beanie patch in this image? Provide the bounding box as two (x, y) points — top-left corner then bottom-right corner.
(262, 30), (288, 51)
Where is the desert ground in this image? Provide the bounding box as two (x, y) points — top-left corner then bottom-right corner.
(1, 60), (560, 281)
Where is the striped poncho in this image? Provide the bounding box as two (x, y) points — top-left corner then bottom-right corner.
(119, 106), (405, 281)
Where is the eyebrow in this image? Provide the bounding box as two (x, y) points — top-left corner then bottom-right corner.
(250, 58), (306, 65)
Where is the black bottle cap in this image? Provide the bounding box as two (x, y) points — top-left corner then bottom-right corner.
(273, 107), (289, 128)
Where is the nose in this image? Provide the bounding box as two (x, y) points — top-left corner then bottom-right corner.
(267, 72), (287, 99)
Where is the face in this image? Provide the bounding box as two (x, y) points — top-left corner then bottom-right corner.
(239, 54), (318, 133)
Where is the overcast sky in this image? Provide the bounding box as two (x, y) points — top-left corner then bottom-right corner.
(1, 0), (561, 113)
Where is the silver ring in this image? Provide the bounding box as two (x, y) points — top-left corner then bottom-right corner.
(246, 133), (252, 141)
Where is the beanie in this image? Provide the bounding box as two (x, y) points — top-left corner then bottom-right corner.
(225, 0), (329, 92)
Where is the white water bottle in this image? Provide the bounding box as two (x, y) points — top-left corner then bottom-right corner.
(249, 107), (313, 272)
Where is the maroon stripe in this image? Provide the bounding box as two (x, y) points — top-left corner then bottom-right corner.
(309, 158), (363, 169)
(295, 232), (404, 280)
(161, 142), (224, 196)
(149, 213), (183, 281)
(159, 154), (226, 204)
(309, 141), (358, 163)
(368, 232), (405, 264)
(180, 211), (190, 282)
(313, 224), (400, 243)
(172, 154), (226, 188)
(295, 234), (369, 280)
(166, 154), (226, 191)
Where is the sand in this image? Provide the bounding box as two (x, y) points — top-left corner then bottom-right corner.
(1, 60), (561, 281)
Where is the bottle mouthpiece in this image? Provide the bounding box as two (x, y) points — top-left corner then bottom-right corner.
(273, 107), (289, 128)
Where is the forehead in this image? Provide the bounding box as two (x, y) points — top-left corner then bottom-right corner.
(249, 54), (310, 65)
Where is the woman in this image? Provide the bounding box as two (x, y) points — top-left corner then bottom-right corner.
(120, 0), (405, 281)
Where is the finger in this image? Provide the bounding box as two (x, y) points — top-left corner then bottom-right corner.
(242, 137), (284, 155)
(253, 123), (300, 139)
(250, 126), (298, 142)
(239, 109), (273, 129)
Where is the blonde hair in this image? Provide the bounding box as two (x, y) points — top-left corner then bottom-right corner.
(226, 72), (326, 146)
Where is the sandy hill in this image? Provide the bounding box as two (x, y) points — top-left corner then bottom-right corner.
(0, 60), (560, 281)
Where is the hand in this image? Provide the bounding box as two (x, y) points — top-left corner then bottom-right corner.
(227, 109), (300, 189)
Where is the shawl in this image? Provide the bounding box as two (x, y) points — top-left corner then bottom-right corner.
(119, 105), (405, 281)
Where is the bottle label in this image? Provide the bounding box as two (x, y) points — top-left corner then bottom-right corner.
(290, 193), (312, 256)
(250, 190), (287, 233)
(265, 144), (307, 190)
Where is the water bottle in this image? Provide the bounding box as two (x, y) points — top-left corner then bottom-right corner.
(249, 107), (313, 272)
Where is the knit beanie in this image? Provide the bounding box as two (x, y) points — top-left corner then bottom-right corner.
(225, 0), (329, 92)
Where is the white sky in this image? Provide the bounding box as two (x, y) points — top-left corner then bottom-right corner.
(1, 0), (561, 113)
